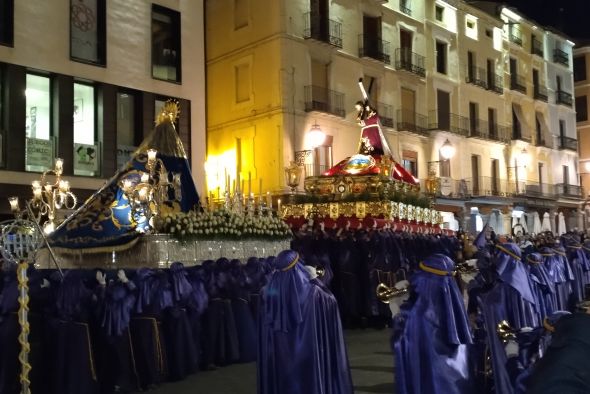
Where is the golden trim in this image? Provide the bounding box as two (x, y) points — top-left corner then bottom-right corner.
(282, 253), (299, 271)
(419, 261), (450, 276)
(49, 237), (139, 255)
(495, 244), (521, 261)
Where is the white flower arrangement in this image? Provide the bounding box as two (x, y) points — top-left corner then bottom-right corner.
(154, 208), (292, 240)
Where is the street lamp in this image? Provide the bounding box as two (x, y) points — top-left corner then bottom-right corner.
(307, 122), (326, 149)
(426, 139), (456, 196)
(508, 147), (530, 194)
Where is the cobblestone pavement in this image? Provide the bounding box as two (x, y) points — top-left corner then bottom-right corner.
(153, 328), (394, 394)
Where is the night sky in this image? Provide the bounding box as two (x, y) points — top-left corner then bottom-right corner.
(497, 0), (590, 42)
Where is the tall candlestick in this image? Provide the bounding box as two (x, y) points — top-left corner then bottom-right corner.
(241, 180), (244, 195)
(259, 178), (262, 198)
(248, 171), (252, 196)
(267, 191), (272, 209)
(277, 198), (281, 215)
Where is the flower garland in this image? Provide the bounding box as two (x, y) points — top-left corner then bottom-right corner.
(154, 209), (292, 240)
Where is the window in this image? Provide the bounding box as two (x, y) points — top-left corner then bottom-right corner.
(70, 0), (106, 65)
(435, 5), (444, 22)
(402, 150), (417, 177)
(465, 15), (478, 40)
(25, 74), (53, 172)
(535, 113), (543, 143)
(435, 41), (447, 74)
(235, 62), (251, 103)
(488, 108), (497, 137)
(512, 105), (521, 139)
(0, 0), (13, 47)
(400, 0), (411, 16)
(439, 157), (450, 178)
(485, 28), (492, 38)
(73, 83), (98, 176)
(469, 102), (479, 134)
(234, 0), (249, 29)
(576, 96), (588, 122)
(559, 119), (565, 137)
(117, 92), (138, 168)
(152, 4), (181, 83)
(563, 165), (569, 185)
(574, 56), (587, 82)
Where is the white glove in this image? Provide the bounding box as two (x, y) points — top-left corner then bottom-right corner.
(394, 280), (409, 290)
(40, 279), (50, 288)
(117, 269), (129, 283)
(505, 340), (519, 358)
(96, 270), (106, 286)
(305, 265), (318, 280)
(389, 296), (405, 316)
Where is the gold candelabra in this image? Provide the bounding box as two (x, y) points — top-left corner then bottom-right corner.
(9, 158), (77, 235)
(120, 149), (182, 232)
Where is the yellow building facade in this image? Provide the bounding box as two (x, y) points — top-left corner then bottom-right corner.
(205, 0), (583, 233)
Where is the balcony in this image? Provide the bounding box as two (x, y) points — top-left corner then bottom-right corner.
(468, 120), (510, 143)
(377, 102), (394, 128)
(559, 135), (578, 151)
(553, 48), (569, 67)
(531, 37), (544, 57)
(400, 1), (412, 16)
(303, 13), (343, 48)
(522, 183), (555, 199)
(510, 75), (527, 94)
(395, 48), (425, 77)
(533, 85), (548, 102)
(508, 25), (522, 46)
(466, 66), (488, 89)
(512, 132), (532, 143)
(555, 183), (583, 199)
(396, 109), (429, 135)
(488, 74), (504, 94)
(304, 85), (345, 117)
(535, 138), (551, 148)
(556, 90), (573, 107)
(358, 35), (391, 64)
(469, 176), (519, 198)
(425, 178), (471, 199)
(428, 111), (469, 136)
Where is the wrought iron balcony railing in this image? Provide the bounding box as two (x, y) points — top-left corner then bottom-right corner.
(556, 90), (573, 107)
(466, 66), (488, 89)
(304, 85), (345, 117)
(512, 132), (532, 143)
(428, 111), (469, 137)
(377, 102), (394, 128)
(534, 85), (548, 102)
(508, 25), (522, 46)
(396, 109), (429, 135)
(531, 37), (544, 57)
(553, 48), (569, 67)
(358, 35), (391, 64)
(468, 176), (522, 197)
(510, 74), (527, 94)
(395, 48), (426, 77)
(522, 182), (556, 199)
(303, 13), (343, 48)
(488, 74), (504, 94)
(559, 135), (578, 151)
(535, 137), (551, 148)
(555, 183), (583, 198)
(468, 120), (510, 143)
(400, 1), (412, 16)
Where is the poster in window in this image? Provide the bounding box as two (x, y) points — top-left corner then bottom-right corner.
(26, 138), (53, 169)
(71, 0), (98, 62)
(74, 143), (99, 173)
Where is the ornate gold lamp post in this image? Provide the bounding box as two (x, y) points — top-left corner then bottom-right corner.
(120, 149), (182, 232)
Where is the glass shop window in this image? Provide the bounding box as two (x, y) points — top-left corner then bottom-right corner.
(25, 74), (53, 172)
(152, 4), (182, 83)
(117, 91), (137, 168)
(73, 82), (99, 176)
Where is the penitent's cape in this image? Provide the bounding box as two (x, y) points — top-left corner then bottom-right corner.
(48, 103), (200, 253)
(257, 250), (353, 394)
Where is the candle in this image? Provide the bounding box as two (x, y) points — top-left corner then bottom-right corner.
(217, 186), (220, 199)
(267, 191), (272, 209)
(248, 171), (252, 196)
(147, 149), (157, 165)
(44, 184), (53, 193)
(241, 180), (244, 194)
(33, 187), (42, 200)
(259, 178), (262, 198)
(54, 158), (64, 175)
(173, 173), (181, 186)
(277, 198), (281, 215)
(59, 180), (69, 193)
(138, 187), (149, 202)
(140, 173), (150, 183)
(8, 196), (19, 213)
(232, 180), (236, 194)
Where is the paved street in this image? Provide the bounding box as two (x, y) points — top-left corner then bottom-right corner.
(152, 328), (394, 394)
